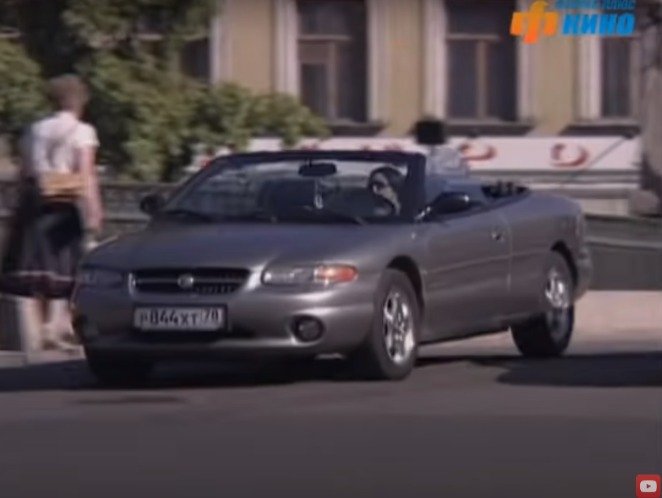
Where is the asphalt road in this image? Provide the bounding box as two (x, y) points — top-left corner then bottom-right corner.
(0, 334), (660, 498)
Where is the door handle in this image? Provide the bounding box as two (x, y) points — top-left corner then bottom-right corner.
(491, 229), (505, 242)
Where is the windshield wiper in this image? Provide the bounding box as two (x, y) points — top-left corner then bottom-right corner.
(299, 206), (365, 225)
(158, 208), (216, 222)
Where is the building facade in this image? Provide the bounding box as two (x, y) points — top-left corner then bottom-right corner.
(194, 0), (647, 138)
(0, 0), (648, 138)
(0, 0), (650, 175)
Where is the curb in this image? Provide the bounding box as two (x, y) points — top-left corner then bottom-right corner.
(0, 350), (84, 369)
(0, 352), (26, 368)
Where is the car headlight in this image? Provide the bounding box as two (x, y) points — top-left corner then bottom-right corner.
(76, 267), (124, 287)
(262, 264), (358, 286)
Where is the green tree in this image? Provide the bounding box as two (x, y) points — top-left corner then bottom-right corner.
(79, 53), (195, 181)
(63, 0), (216, 70)
(7, 0), (79, 76)
(0, 39), (48, 158)
(67, 0), (328, 180)
(3, 0), (329, 180)
(61, 0), (216, 181)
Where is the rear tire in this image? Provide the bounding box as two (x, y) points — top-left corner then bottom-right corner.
(85, 351), (154, 387)
(347, 269), (421, 381)
(511, 252), (575, 358)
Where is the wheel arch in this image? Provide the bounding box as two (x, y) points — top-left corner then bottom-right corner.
(385, 256), (425, 312)
(550, 241), (578, 288)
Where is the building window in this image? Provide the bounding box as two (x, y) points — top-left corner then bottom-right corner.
(136, 8), (212, 82)
(445, 0), (517, 121)
(599, 28), (641, 119)
(297, 0), (368, 123)
(180, 37), (211, 81)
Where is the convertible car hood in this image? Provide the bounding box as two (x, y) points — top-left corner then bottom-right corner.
(87, 222), (408, 270)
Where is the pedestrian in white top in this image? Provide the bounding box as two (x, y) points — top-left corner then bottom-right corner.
(0, 74), (103, 350)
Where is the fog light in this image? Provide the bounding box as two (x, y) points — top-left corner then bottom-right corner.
(291, 316), (324, 342)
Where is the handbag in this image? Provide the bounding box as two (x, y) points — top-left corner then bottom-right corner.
(40, 171), (84, 199)
(39, 123), (84, 199)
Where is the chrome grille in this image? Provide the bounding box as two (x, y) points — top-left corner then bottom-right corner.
(131, 268), (249, 295)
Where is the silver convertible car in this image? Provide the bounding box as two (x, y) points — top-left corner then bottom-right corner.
(72, 149), (591, 385)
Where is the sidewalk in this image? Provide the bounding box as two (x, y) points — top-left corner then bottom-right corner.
(574, 291), (661, 337)
(0, 349), (84, 368)
(425, 291), (662, 356)
(0, 351), (26, 368)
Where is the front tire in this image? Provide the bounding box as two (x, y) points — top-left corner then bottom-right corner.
(511, 252), (575, 358)
(85, 351), (154, 387)
(348, 269), (421, 381)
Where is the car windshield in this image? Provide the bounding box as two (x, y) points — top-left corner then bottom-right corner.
(160, 156), (416, 224)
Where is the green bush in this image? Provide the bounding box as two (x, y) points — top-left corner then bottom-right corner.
(80, 53), (195, 181)
(189, 85), (329, 153)
(188, 83), (258, 153)
(252, 92), (330, 148)
(85, 69), (330, 181)
(0, 39), (48, 158)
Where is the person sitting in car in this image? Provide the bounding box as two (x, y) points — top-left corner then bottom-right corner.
(367, 166), (404, 215)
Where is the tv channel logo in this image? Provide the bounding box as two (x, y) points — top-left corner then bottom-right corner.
(510, 0), (637, 44)
(637, 475), (661, 498)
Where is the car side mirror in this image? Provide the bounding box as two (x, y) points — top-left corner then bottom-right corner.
(139, 192), (165, 216)
(421, 191), (473, 220)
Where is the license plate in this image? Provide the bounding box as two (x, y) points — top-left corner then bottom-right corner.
(133, 307), (225, 331)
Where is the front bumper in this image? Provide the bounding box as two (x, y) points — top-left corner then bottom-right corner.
(72, 276), (377, 361)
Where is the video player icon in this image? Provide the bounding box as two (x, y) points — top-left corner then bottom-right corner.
(637, 475), (661, 498)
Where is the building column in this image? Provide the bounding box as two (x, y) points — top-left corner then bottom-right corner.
(421, 0), (447, 118)
(577, 36), (602, 120)
(516, 0), (536, 121)
(274, 0), (298, 94)
(212, 0), (233, 82)
(367, 0), (391, 122)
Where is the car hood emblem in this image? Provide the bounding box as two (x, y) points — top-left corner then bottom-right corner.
(177, 274), (195, 289)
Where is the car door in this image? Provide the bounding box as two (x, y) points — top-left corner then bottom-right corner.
(422, 207), (511, 338)
(496, 196), (557, 316)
